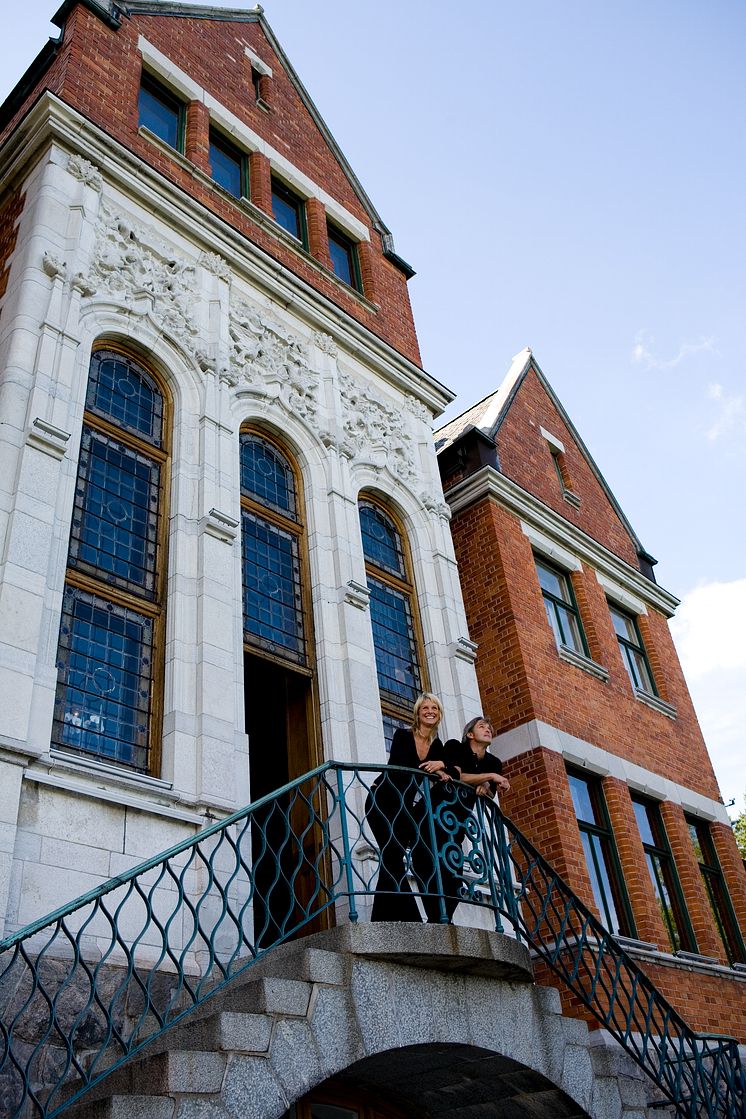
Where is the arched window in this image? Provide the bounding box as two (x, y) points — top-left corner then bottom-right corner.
(52, 349), (170, 773)
(240, 431), (307, 665)
(358, 497), (426, 748)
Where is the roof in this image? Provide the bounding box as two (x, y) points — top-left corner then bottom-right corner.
(434, 347), (651, 561)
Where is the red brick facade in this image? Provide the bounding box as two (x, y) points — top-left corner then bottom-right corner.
(0, 4), (420, 364)
(0, 187), (24, 304)
(440, 356), (746, 1039)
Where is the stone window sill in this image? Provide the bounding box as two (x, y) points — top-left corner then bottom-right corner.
(634, 688), (676, 720)
(557, 644), (610, 683)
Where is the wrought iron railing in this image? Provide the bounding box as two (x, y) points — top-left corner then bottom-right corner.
(0, 762), (743, 1119)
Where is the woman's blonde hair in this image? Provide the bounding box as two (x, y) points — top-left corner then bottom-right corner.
(410, 692), (443, 742)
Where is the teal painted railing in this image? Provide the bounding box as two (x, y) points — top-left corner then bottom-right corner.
(0, 762), (743, 1118)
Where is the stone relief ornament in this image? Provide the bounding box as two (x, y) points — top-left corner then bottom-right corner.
(225, 296), (318, 424)
(313, 331), (338, 358)
(199, 251), (231, 281)
(86, 204), (199, 353)
(403, 393), (433, 425)
(338, 371), (417, 482)
(42, 252), (67, 281)
(67, 154), (102, 191)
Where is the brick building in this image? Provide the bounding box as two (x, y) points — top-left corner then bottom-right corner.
(436, 347), (746, 1038)
(0, 2), (744, 1117)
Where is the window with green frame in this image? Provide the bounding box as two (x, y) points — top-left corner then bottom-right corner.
(567, 768), (635, 936)
(327, 222), (362, 292)
(271, 177), (307, 246)
(138, 72), (185, 153)
(631, 796), (697, 953)
(209, 129), (249, 200)
(608, 604), (657, 695)
(686, 816), (745, 964)
(535, 555), (588, 657)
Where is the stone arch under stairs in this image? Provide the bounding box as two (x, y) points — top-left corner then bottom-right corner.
(69, 925), (671, 1119)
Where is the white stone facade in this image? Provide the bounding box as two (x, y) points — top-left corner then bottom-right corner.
(0, 99), (481, 939)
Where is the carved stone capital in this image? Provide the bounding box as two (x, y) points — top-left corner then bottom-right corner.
(68, 154), (102, 191)
(343, 579), (370, 610)
(42, 252), (67, 281)
(202, 508), (240, 544)
(26, 418), (71, 459)
(451, 637), (478, 664)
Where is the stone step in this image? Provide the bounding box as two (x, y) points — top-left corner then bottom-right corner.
(73, 1094), (175, 1119)
(223, 974), (312, 1017)
(67, 1050), (226, 1111)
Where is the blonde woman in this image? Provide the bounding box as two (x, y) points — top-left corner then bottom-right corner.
(365, 694), (460, 922)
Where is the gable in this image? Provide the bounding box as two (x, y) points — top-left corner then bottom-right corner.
(494, 363), (642, 568)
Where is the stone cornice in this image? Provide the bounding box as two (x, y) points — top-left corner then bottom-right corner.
(0, 93), (453, 416)
(446, 466), (680, 617)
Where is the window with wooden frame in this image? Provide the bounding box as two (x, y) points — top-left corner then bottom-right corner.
(209, 128), (249, 200)
(138, 71), (186, 153)
(327, 221), (362, 292)
(240, 430), (310, 668)
(271, 177), (308, 247)
(566, 768), (636, 937)
(52, 349), (170, 774)
(686, 815), (745, 964)
(631, 796), (697, 953)
(358, 497), (426, 750)
(608, 604), (657, 696)
(535, 555), (589, 657)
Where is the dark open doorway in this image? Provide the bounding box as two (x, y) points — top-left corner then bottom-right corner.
(244, 652), (327, 947)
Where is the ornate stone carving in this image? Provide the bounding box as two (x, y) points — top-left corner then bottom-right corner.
(404, 394), (433, 425)
(199, 251), (231, 281)
(42, 252), (67, 281)
(225, 296), (318, 423)
(338, 372), (417, 482)
(71, 273), (96, 297)
(420, 491), (452, 520)
(85, 204), (199, 351)
(313, 331), (338, 358)
(67, 154), (102, 191)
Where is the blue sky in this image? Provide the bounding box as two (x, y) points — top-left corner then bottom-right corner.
(3, 1), (744, 813)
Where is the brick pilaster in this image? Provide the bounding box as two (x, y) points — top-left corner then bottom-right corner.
(185, 100), (210, 174)
(357, 239), (378, 304)
(249, 151), (272, 216)
(602, 776), (667, 946)
(305, 198), (332, 269)
(710, 820), (746, 937)
(659, 801), (725, 961)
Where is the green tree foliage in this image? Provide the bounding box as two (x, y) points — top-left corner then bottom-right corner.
(734, 802), (746, 859)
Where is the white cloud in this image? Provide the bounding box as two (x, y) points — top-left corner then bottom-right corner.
(632, 330), (719, 370)
(705, 382), (745, 442)
(670, 579), (746, 817)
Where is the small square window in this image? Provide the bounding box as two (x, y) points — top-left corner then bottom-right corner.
(535, 556), (588, 657)
(327, 223), (361, 292)
(271, 178), (307, 246)
(138, 73), (185, 152)
(209, 129), (248, 199)
(609, 604), (657, 695)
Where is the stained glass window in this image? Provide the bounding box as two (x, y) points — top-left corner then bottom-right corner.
(54, 350), (168, 773)
(240, 432), (307, 667)
(359, 496), (425, 732)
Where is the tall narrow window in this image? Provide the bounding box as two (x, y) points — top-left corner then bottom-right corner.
(609, 605), (657, 695)
(53, 350), (169, 773)
(271, 177), (307, 246)
(209, 129), (248, 199)
(632, 796), (697, 953)
(567, 769), (635, 936)
(327, 222), (361, 292)
(535, 556), (588, 656)
(359, 498), (426, 749)
(686, 816), (745, 964)
(138, 72), (185, 152)
(240, 431), (307, 666)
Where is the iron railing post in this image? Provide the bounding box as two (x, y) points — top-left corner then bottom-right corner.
(335, 765), (359, 923)
(421, 776), (448, 923)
